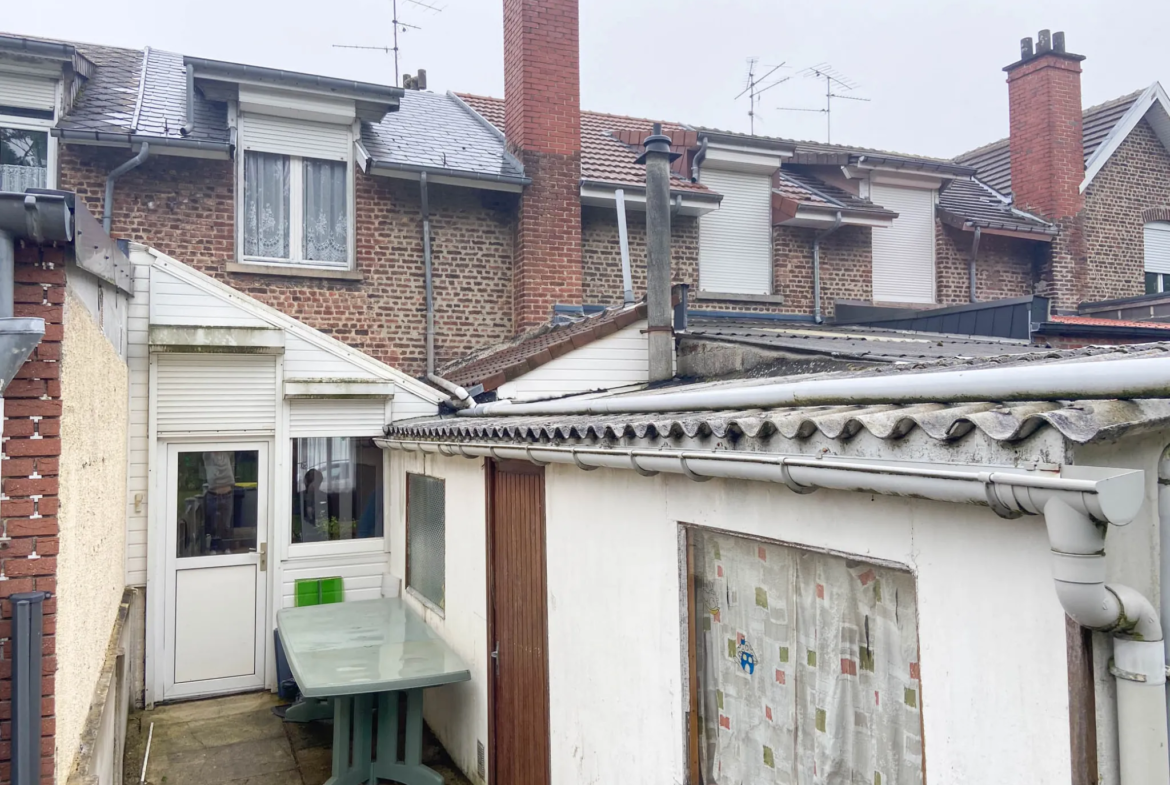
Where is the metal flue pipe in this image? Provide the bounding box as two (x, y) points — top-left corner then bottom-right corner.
(460, 355), (1170, 417)
(635, 123), (678, 383)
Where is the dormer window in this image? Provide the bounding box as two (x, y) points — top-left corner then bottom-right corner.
(869, 182), (936, 304)
(0, 68), (59, 192)
(236, 112), (354, 270)
(1145, 221), (1170, 294)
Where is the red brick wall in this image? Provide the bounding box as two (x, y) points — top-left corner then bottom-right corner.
(1005, 52), (1085, 221)
(1, 244), (63, 785)
(581, 207), (698, 306)
(503, 0), (584, 328)
(1083, 118), (1170, 303)
(936, 223), (1037, 305)
(772, 224), (872, 316)
(59, 145), (516, 375)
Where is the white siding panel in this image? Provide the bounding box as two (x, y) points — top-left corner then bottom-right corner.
(870, 183), (936, 304)
(156, 354), (277, 434)
(279, 553), (390, 608)
(0, 72), (57, 111)
(698, 169), (773, 295)
(496, 321), (660, 402)
(284, 334), (377, 380)
(240, 113), (350, 161)
(391, 391), (441, 422)
(150, 268), (269, 327)
(1145, 222), (1170, 274)
(289, 398), (386, 437)
(126, 260), (152, 585)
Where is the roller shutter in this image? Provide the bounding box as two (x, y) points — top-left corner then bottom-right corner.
(870, 183), (936, 304)
(698, 169), (773, 295)
(239, 113), (350, 161)
(0, 72), (56, 112)
(156, 354), (277, 434)
(1145, 222), (1170, 274)
(288, 398), (386, 437)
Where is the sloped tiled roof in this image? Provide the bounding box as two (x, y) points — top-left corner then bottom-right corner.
(937, 178), (1056, 235)
(440, 302), (648, 392)
(954, 90), (1145, 196)
(1048, 315), (1170, 330)
(457, 94), (711, 195)
(775, 168), (897, 218)
(361, 91), (525, 182)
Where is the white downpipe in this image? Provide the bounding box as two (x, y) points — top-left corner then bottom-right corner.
(379, 437), (1169, 782)
(459, 355), (1170, 417)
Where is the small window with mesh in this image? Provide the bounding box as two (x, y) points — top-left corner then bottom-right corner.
(407, 473), (446, 611)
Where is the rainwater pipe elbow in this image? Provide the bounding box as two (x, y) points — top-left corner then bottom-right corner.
(1044, 496), (1169, 785)
(103, 142), (150, 234)
(690, 136), (708, 183)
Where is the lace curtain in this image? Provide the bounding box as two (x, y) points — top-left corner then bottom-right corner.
(242, 151), (290, 259)
(303, 159), (348, 263)
(0, 164), (46, 193)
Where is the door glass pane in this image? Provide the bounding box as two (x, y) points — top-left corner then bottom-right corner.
(291, 437), (383, 543)
(175, 450), (260, 557)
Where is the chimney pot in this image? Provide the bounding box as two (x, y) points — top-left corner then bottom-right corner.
(416, 68), (427, 90)
(1020, 37), (1034, 59)
(1037, 29), (1052, 53)
(1053, 32), (1066, 53)
(403, 73), (413, 88)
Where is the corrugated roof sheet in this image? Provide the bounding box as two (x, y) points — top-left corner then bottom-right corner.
(389, 343), (1170, 447)
(953, 90), (1144, 196)
(937, 178), (1055, 235)
(685, 318), (1035, 363)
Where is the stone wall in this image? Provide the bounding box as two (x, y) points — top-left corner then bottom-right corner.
(1083, 118), (1170, 304)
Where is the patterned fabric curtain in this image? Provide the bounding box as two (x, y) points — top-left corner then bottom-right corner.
(303, 158), (348, 263)
(694, 530), (923, 784)
(242, 151), (290, 259)
(0, 164), (47, 193)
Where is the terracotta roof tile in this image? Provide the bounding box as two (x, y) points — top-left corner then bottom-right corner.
(1049, 315), (1170, 330)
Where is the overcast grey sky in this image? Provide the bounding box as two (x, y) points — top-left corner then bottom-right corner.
(11, 0), (1168, 159)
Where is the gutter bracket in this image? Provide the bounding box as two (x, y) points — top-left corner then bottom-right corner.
(571, 449), (599, 472)
(779, 460), (816, 495)
(679, 455), (711, 482)
(628, 453), (658, 477)
(983, 475), (1022, 519)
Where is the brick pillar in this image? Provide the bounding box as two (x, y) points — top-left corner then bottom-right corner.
(503, 0), (583, 329)
(1, 244), (61, 784)
(1004, 30), (1087, 313)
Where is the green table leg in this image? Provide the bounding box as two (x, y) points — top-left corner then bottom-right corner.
(325, 695), (375, 785)
(282, 696), (334, 723)
(371, 689), (443, 785)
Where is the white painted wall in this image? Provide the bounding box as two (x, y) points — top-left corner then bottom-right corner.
(496, 320), (667, 402)
(390, 449), (488, 784)
(389, 451), (1075, 785)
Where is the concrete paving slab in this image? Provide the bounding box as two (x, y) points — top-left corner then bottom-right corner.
(148, 737), (297, 785)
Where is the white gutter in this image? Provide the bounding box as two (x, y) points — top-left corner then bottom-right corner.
(380, 437), (1169, 783)
(460, 355), (1170, 417)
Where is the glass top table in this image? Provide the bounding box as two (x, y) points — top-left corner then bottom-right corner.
(277, 597), (470, 785)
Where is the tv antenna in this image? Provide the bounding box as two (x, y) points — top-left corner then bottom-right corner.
(333, 0), (443, 86)
(776, 63), (870, 143)
(734, 58), (791, 135)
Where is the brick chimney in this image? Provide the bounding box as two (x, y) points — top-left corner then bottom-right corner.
(1004, 30), (1088, 312)
(503, 0), (583, 329)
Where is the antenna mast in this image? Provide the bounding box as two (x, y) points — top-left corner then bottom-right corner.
(776, 62), (870, 143)
(333, 0), (442, 86)
(734, 58), (789, 135)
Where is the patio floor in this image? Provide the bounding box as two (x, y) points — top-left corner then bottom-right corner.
(123, 691), (473, 785)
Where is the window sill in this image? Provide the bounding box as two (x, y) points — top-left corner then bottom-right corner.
(406, 586), (445, 619)
(695, 290), (785, 305)
(228, 261), (364, 281)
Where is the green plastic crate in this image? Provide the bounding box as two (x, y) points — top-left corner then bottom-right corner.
(294, 576), (344, 607)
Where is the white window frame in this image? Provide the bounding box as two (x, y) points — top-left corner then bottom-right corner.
(1144, 221), (1170, 294)
(234, 119), (356, 272)
(0, 78), (60, 190)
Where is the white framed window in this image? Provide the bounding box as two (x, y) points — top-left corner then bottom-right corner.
(0, 71), (60, 192)
(290, 436), (383, 545)
(406, 472), (445, 613)
(699, 168), (773, 295)
(1144, 222), (1170, 294)
(870, 182), (936, 304)
(236, 113), (354, 270)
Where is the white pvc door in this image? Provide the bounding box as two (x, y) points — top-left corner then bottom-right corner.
(163, 442), (269, 699)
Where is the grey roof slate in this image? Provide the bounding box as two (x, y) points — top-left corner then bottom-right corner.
(775, 168), (896, 218)
(936, 178), (1055, 235)
(683, 317), (1037, 363)
(953, 90), (1144, 196)
(52, 40), (142, 136)
(360, 91), (524, 182)
(387, 343), (1170, 447)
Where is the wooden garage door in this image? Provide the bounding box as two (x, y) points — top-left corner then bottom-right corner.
(488, 460), (550, 785)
